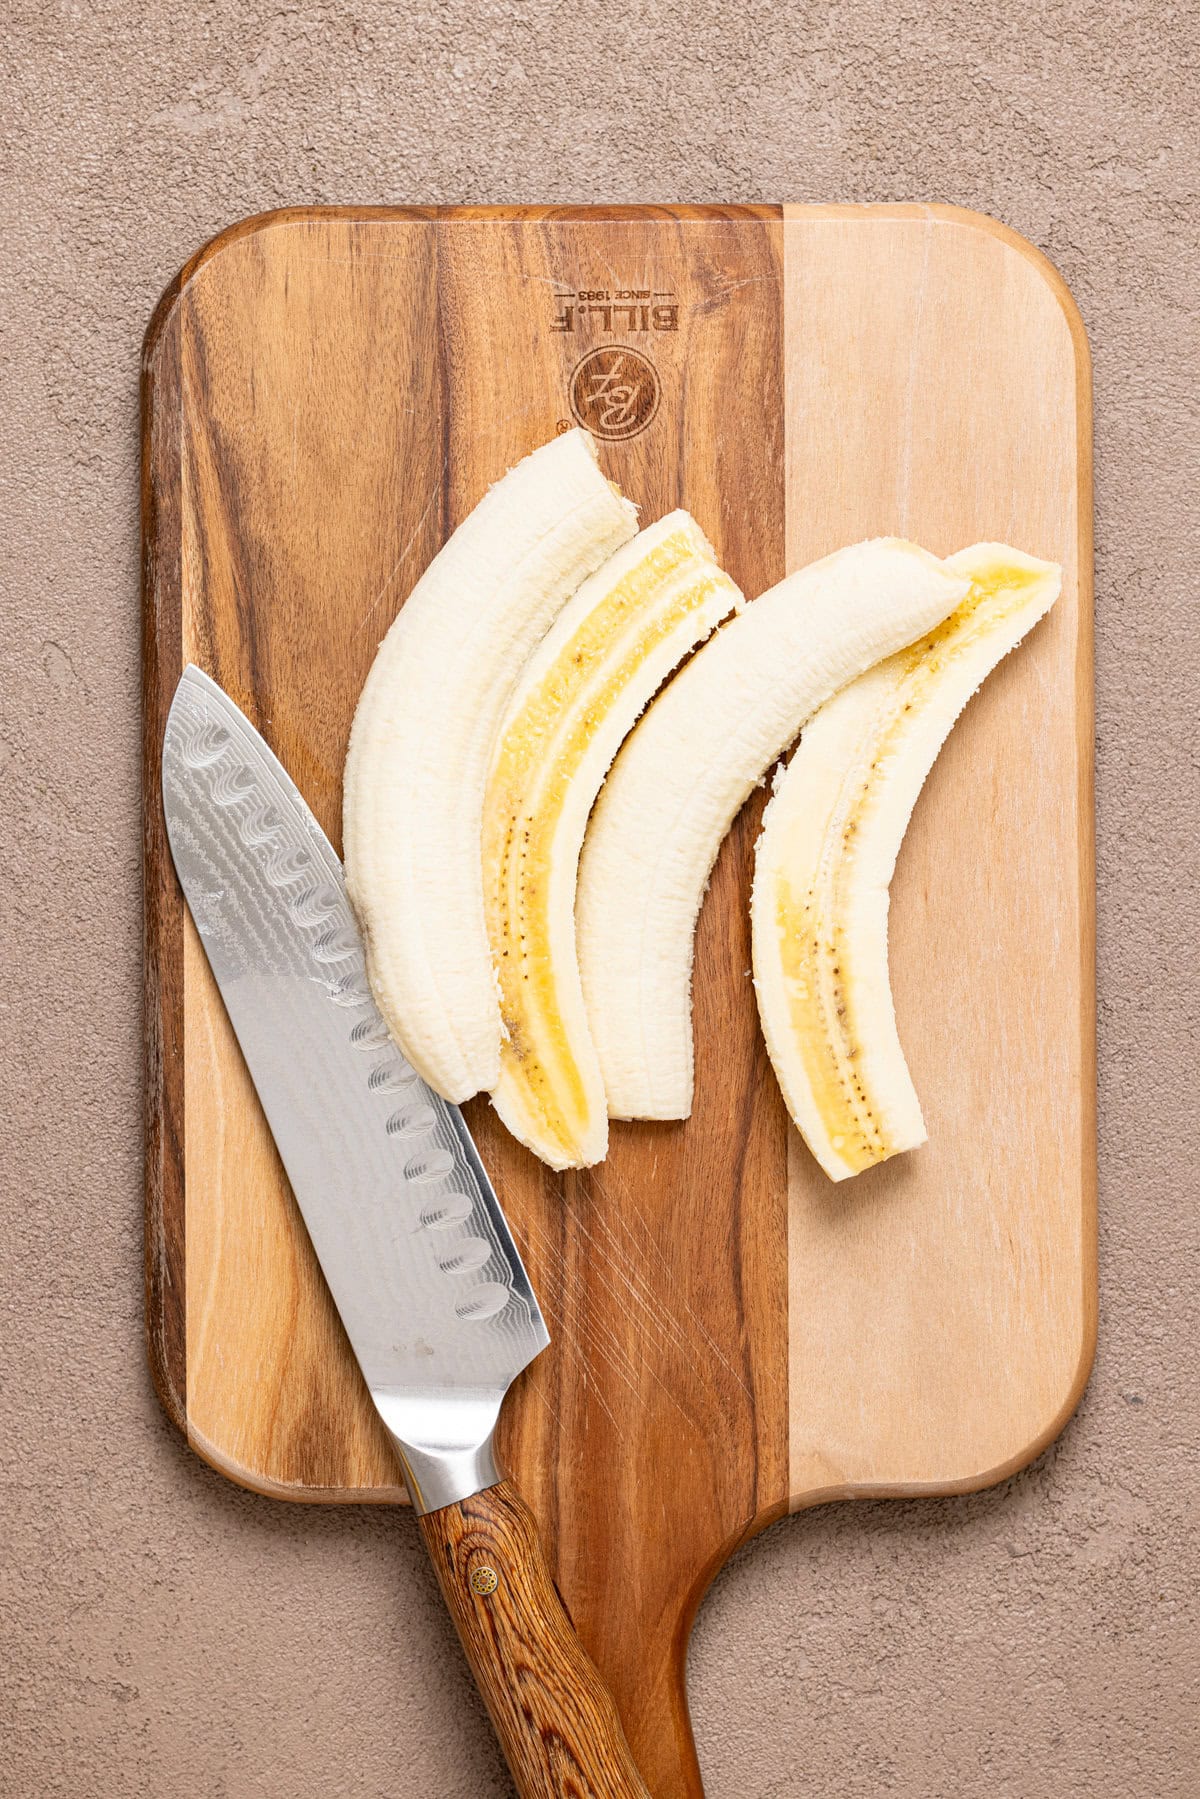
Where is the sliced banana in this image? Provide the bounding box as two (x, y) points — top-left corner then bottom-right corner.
(343, 429), (637, 1102)
(576, 538), (971, 1121)
(484, 511), (742, 1169)
(751, 543), (1061, 1181)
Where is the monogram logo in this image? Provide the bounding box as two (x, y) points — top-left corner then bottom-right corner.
(568, 346), (661, 442)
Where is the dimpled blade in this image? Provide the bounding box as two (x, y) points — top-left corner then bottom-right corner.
(161, 666), (549, 1426)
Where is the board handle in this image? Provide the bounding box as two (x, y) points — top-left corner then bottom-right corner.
(419, 1480), (654, 1798)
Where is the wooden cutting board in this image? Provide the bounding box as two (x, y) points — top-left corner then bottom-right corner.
(143, 204), (1095, 1798)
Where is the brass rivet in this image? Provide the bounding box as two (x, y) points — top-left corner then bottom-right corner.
(470, 1566), (499, 1597)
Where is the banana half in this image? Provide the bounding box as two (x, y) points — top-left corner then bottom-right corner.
(484, 511), (742, 1169)
(751, 543), (1062, 1181)
(576, 538), (971, 1122)
(343, 429), (637, 1103)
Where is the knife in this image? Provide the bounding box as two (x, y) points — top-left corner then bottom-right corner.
(162, 666), (651, 1799)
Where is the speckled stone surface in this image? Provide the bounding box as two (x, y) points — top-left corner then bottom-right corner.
(2, 3), (1197, 1794)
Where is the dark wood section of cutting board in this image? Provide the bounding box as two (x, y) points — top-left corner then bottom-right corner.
(143, 205), (1095, 1799)
(145, 206), (789, 1797)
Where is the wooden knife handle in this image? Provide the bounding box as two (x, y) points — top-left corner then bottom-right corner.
(419, 1480), (653, 1798)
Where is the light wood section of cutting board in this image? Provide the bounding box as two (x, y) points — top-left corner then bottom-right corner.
(143, 205), (1094, 1799)
(782, 207), (1095, 1501)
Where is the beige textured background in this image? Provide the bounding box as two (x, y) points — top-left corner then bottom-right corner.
(2, 2), (1197, 1794)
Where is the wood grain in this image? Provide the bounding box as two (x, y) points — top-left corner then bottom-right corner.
(419, 1482), (651, 1799)
(142, 205), (1095, 1799)
(142, 272), (187, 1431)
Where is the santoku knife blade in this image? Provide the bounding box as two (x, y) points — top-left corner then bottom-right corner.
(162, 665), (649, 1799)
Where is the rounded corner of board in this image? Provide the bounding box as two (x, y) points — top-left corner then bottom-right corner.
(783, 203), (1092, 388)
(183, 1417), (411, 1508)
(965, 1329), (1098, 1496)
(155, 207), (335, 315)
(925, 205), (1092, 374)
(944, 1386), (1097, 1498)
(786, 1292), (1099, 1515)
(142, 215), (279, 365)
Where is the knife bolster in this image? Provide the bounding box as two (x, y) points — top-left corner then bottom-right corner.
(373, 1384), (504, 1514)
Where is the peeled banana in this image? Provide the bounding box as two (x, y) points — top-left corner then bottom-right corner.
(751, 543), (1061, 1181)
(343, 429), (637, 1102)
(484, 512), (742, 1169)
(576, 539), (971, 1121)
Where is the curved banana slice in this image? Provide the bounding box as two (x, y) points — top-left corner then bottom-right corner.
(576, 538), (970, 1121)
(485, 512), (742, 1169)
(751, 543), (1061, 1182)
(343, 429), (637, 1102)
